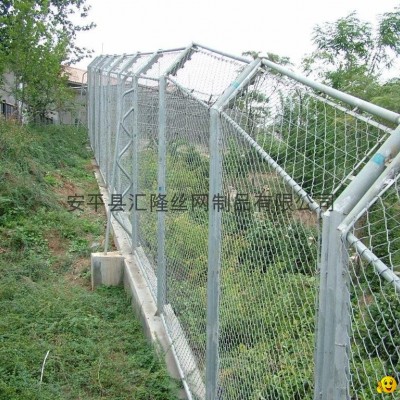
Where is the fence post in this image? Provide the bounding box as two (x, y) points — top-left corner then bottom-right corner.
(94, 58), (103, 162)
(105, 56), (125, 186)
(131, 73), (139, 251)
(314, 214), (329, 399)
(155, 46), (194, 314)
(88, 56), (98, 149)
(93, 56), (108, 161)
(103, 54), (139, 253)
(205, 58), (262, 400)
(206, 106), (223, 400)
(157, 74), (167, 313)
(99, 56), (116, 176)
(315, 210), (350, 399)
(131, 52), (160, 253)
(87, 56), (103, 149)
(315, 124), (400, 399)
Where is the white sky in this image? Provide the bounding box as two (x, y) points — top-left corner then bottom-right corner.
(75, 0), (400, 71)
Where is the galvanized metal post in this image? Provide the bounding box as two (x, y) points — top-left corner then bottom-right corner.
(87, 56), (103, 148)
(333, 215), (351, 399)
(98, 56), (115, 174)
(131, 52), (160, 253)
(88, 56), (100, 149)
(157, 75), (167, 313)
(314, 214), (330, 399)
(205, 58), (261, 400)
(98, 58), (108, 170)
(153, 47), (193, 314)
(94, 59), (103, 161)
(87, 62), (93, 142)
(104, 55), (138, 254)
(315, 124), (400, 399)
(105, 56), (125, 186)
(315, 210), (350, 400)
(206, 106), (223, 400)
(93, 56), (108, 160)
(131, 74), (139, 251)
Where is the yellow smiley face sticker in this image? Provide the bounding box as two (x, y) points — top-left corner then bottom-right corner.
(377, 376), (397, 394)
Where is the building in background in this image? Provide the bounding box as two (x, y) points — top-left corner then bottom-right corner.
(0, 72), (18, 119)
(0, 66), (87, 125)
(56, 66), (87, 126)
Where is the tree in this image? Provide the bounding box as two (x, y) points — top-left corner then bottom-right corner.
(302, 6), (400, 99)
(242, 50), (292, 67)
(0, 0), (95, 120)
(229, 52), (293, 137)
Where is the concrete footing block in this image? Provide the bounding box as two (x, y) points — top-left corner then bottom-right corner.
(91, 252), (124, 290)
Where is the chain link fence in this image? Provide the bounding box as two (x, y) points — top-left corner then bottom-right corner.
(87, 44), (400, 400)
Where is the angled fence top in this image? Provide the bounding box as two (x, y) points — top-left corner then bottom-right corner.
(88, 43), (400, 400)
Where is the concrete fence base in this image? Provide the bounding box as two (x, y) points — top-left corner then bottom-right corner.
(91, 252), (124, 289)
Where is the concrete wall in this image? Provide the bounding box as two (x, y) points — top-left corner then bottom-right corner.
(0, 72), (18, 119)
(0, 71), (17, 105)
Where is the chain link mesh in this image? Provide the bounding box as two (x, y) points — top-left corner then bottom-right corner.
(87, 45), (400, 400)
(345, 175), (400, 398)
(217, 65), (393, 398)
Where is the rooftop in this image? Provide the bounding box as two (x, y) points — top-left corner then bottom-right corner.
(63, 65), (87, 86)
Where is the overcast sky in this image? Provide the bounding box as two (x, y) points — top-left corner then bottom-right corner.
(76, 0), (400, 71)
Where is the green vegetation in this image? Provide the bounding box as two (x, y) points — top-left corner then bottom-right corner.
(303, 6), (400, 111)
(0, 4), (398, 400)
(135, 7), (400, 399)
(0, 121), (179, 399)
(302, 10), (400, 397)
(135, 126), (319, 399)
(0, 0), (94, 119)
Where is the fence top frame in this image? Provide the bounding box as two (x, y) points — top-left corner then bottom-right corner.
(191, 42), (252, 64)
(92, 48), (187, 81)
(260, 58), (400, 125)
(91, 43), (400, 126)
(87, 54), (107, 70)
(168, 43), (400, 125)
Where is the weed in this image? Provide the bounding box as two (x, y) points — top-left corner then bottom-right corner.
(0, 120), (179, 399)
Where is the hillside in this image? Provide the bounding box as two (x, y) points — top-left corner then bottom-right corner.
(0, 120), (179, 399)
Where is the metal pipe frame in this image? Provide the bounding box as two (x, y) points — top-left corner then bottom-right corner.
(91, 56), (108, 156)
(105, 56), (126, 185)
(205, 58), (264, 400)
(155, 46), (190, 316)
(130, 52), (160, 252)
(338, 150), (400, 236)
(192, 42), (251, 64)
(104, 54), (140, 253)
(261, 59), (400, 125)
(99, 56), (119, 180)
(346, 232), (400, 293)
(88, 43), (400, 400)
(220, 112), (322, 215)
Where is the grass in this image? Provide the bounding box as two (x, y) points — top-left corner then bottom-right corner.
(0, 120), (179, 399)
